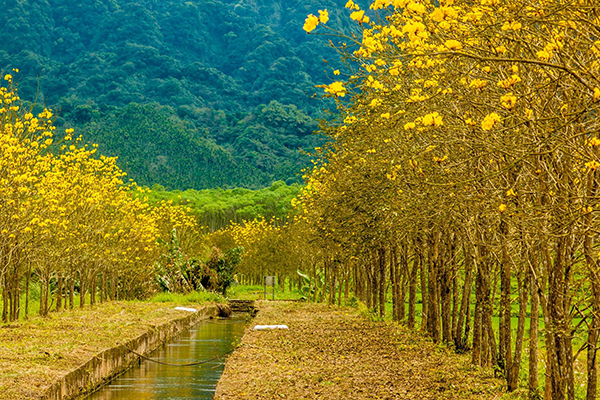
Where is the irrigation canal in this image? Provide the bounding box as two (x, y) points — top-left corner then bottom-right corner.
(84, 313), (248, 400)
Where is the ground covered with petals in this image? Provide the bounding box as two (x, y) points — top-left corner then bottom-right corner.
(216, 301), (506, 399)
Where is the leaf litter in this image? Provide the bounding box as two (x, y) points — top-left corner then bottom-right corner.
(215, 301), (505, 400)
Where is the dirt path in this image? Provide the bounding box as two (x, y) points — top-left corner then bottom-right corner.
(216, 301), (505, 400)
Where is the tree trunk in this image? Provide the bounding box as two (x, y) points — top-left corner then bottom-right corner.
(456, 244), (473, 351)
(428, 232), (441, 342)
(56, 274), (63, 311)
(509, 260), (529, 391)
(408, 249), (419, 329)
(391, 247), (398, 321)
(397, 247), (405, 322)
(90, 273), (96, 306)
(419, 244), (428, 332)
(499, 217), (514, 388)
(529, 253), (541, 398)
(24, 263), (31, 319)
(378, 247), (386, 319)
(80, 270), (86, 308)
(2, 274), (8, 323)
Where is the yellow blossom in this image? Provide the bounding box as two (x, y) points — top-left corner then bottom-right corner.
(350, 10), (365, 21)
(444, 40), (463, 50)
(303, 14), (319, 33)
(318, 9), (329, 24)
(324, 81), (346, 97)
(500, 93), (517, 109)
(422, 112), (443, 126)
(481, 113), (501, 131)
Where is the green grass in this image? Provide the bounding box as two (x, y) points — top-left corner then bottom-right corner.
(226, 282), (307, 301)
(148, 290), (226, 304)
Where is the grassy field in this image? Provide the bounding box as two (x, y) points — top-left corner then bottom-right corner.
(226, 283), (306, 301)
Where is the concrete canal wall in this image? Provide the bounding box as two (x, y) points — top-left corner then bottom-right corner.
(40, 304), (219, 400)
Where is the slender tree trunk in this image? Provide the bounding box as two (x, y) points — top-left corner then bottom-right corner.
(42, 275), (50, 317)
(100, 270), (106, 304)
(408, 249), (419, 329)
(69, 276), (75, 309)
(391, 247), (398, 321)
(428, 232), (441, 342)
(401, 248), (408, 322)
(2, 274), (8, 323)
(344, 269), (349, 304)
(337, 267), (342, 307)
(321, 260), (328, 304)
(456, 244), (473, 351)
(499, 217), (514, 388)
(451, 252), (459, 345)
(440, 250), (452, 344)
(80, 270), (86, 308)
(372, 255), (378, 313)
(365, 259), (373, 310)
(90, 273), (96, 306)
(419, 245), (428, 331)
(529, 252), (541, 398)
(378, 247), (386, 319)
(509, 261), (529, 391)
(56, 274), (63, 311)
(24, 263), (31, 319)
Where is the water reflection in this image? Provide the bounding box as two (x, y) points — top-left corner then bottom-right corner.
(84, 314), (247, 400)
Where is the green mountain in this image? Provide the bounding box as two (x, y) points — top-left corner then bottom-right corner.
(0, 0), (351, 189)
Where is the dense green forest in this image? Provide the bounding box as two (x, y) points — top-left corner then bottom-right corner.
(143, 180), (301, 230)
(0, 0), (352, 189)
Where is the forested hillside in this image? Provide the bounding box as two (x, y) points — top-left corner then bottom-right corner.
(0, 0), (351, 189)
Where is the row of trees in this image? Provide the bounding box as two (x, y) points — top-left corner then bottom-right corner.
(285, 1), (600, 399)
(0, 75), (206, 322)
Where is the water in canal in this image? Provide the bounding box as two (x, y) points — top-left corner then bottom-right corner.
(84, 314), (248, 400)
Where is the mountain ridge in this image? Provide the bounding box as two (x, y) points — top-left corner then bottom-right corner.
(0, 0), (351, 189)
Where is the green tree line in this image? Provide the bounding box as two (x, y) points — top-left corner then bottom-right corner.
(142, 180), (301, 231)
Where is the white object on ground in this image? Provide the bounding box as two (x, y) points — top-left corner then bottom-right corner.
(253, 325), (289, 330)
(175, 306), (198, 312)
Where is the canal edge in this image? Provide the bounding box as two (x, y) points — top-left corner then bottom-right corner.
(39, 304), (220, 400)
